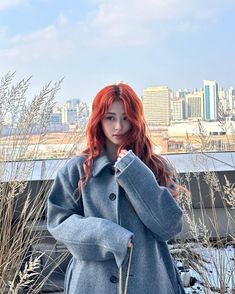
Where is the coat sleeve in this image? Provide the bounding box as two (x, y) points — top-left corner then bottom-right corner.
(114, 150), (183, 241)
(47, 160), (134, 268)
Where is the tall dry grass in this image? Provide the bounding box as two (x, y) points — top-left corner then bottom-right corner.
(0, 72), (86, 293)
(173, 109), (235, 293)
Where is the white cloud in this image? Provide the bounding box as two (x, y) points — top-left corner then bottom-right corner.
(0, 21), (77, 101)
(58, 13), (68, 27)
(0, 24), (74, 68)
(0, 0), (28, 10)
(0, 26), (8, 40)
(176, 21), (200, 33)
(81, 0), (227, 48)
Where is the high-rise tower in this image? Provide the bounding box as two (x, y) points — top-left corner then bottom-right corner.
(143, 86), (171, 126)
(203, 80), (218, 121)
(185, 90), (204, 119)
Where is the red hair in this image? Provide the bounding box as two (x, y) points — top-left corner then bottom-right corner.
(79, 83), (179, 197)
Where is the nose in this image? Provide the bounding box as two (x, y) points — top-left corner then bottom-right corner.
(114, 119), (122, 130)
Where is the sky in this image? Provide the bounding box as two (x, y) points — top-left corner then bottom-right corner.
(1, 0), (235, 104)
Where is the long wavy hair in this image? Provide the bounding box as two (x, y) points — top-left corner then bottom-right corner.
(79, 83), (179, 197)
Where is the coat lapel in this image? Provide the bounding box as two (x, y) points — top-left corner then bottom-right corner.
(92, 149), (115, 177)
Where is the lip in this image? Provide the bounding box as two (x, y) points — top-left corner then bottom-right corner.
(113, 134), (124, 137)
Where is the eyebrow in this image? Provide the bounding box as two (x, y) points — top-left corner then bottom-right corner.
(106, 112), (126, 115)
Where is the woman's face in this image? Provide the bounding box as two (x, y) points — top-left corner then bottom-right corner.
(101, 100), (131, 150)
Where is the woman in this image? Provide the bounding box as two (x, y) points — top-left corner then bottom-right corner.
(47, 83), (186, 294)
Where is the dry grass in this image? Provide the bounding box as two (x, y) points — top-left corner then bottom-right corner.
(173, 107), (235, 293)
(0, 72), (86, 293)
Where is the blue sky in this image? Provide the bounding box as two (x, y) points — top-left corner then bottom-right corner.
(1, 0), (235, 104)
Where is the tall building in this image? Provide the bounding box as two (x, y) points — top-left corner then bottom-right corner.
(62, 106), (78, 124)
(175, 89), (190, 99)
(203, 80), (219, 121)
(50, 106), (62, 124)
(227, 87), (235, 110)
(143, 86), (171, 126)
(171, 99), (185, 121)
(185, 90), (203, 119)
(62, 99), (81, 125)
(218, 87), (228, 111)
(65, 99), (80, 108)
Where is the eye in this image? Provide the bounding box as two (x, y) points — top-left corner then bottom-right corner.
(106, 116), (115, 121)
(123, 116), (128, 121)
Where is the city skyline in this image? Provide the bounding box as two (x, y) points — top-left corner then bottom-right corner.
(54, 79), (234, 105)
(48, 79), (235, 126)
(0, 0), (235, 103)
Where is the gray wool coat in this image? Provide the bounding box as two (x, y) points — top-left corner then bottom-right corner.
(47, 149), (186, 294)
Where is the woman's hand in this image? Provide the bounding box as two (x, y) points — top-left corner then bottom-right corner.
(169, 189), (179, 198)
(117, 149), (128, 161)
(128, 240), (133, 248)
(166, 182), (179, 198)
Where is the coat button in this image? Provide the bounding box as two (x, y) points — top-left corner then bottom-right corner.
(110, 275), (118, 283)
(110, 166), (115, 175)
(109, 193), (116, 201)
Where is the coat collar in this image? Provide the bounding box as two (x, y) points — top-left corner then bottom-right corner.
(92, 149), (115, 177)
